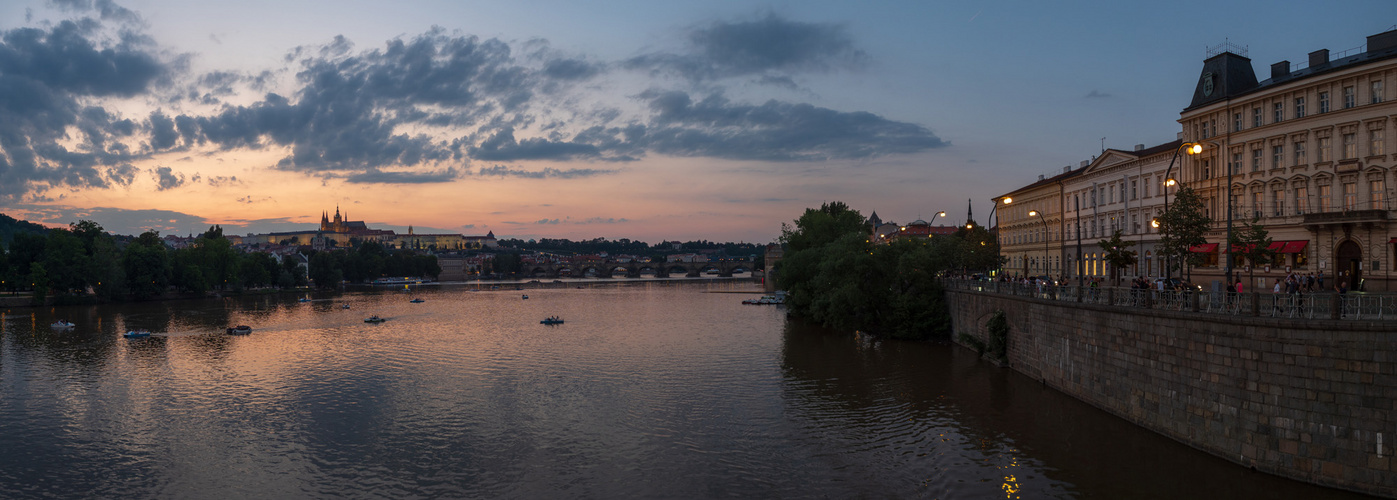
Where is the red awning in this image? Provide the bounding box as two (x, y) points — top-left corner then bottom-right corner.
(1280, 240), (1308, 254)
(1188, 243), (1218, 253)
(1227, 243), (1256, 254)
(1390, 237), (1397, 244)
(1266, 241), (1285, 252)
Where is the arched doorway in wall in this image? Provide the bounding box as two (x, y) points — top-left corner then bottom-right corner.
(1335, 239), (1363, 291)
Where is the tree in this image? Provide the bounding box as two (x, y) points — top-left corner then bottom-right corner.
(123, 231), (171, 300)
(1156, 186), (1212, 281)
(1229, 215), (1276, 287)
(1098, 229), (1138, 285)
(780, 201), (867, 254)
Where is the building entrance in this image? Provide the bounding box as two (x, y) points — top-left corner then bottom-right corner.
(1335, 240), (1363, 291)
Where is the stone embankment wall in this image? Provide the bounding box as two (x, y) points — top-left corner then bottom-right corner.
(947, 289), (1396, 498)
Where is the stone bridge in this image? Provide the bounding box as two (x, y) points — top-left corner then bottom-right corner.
(523, 259), (754, 279)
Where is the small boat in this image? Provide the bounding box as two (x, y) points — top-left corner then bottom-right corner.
(123, 329), (152, 338)
(342, 304), (351, 309)
(410, 298), (425, 303)
(742, 295), (785, 305)
(226, 325), (252, 335)
(364, 315), (387, 323)
(522, 295), (529, 300)
(50, 320), (75, 329)
(540, 316), (564, 325)
(298, 298), (311, 303)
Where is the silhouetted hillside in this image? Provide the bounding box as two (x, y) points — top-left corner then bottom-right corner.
(0, 213), (48, 246)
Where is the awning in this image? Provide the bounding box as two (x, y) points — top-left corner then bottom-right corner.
(1266, 241), (1285, 252)
(1188, 243), (1218, 253)
(1280, 240), (1308, 254)
(1389, 237), (1397, 244)
(1227, 243), (1256, 254)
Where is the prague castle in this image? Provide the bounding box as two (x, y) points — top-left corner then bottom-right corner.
(230, 207), (497, 251)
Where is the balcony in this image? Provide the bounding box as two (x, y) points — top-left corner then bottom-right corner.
(1302, 209), (1387, 225)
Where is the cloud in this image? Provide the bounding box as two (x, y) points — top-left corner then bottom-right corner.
(626, 13), (865, 82)
(536, 218), (560, 224)
(150, 166), (185, 190)
(206, 175), (240, 187)
(1085, 90), (1111, 98)
(475, 164), (617, 179)
(630, 91), (947, 161)
(342, 167), (460, 184)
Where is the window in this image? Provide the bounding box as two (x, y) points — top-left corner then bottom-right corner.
(1251, 192), (1263, 216)
(1119, 183), (1126, 202)
(1295, 186), (1309, 214)
(1273, 102), (1284, 122)
(1372, 129), (1386, 156)
(1231, 152), (1243, 174)
(1131, 180), (1137, 200)
(1344, 86), (1355, 108)
(1090, 189), (1096, 207)
(1251, 148), (1262, 172)
(1342, 182), (1357, 210)
(1371, 180), (1386, 210)
(1294, 141), (1307, 165)
(1144, 178), (1151, 198)
(1131, 214), (1139, 234)
(1319, 184), (1332, 211)
(1273, 189), (1284, 216)
(1201, 120), (1210, 138)
(1319, 92), (1330, 113)
(1234, 113), (1243, 132)
(1342, 133), (1356, 159)
(1374, 81), (1385, 104)
(1318, 137), (1331, 162)
(1295, 96), (1306, 118)
(1272, 145), (1283, 169)
(1252, 107), (1262, 127)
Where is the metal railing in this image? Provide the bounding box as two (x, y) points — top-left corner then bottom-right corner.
(945, 278), (1390, 321)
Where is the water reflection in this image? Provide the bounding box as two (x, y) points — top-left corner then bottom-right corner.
(0, 285), (1374, 499)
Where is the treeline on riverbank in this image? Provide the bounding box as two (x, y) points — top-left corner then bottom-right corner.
(0, 221), (437, 304)
(775, 202), (999, 340)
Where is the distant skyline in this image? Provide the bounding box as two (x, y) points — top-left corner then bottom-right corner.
(0, 0), (1393, 242)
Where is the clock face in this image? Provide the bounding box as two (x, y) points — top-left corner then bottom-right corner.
(1203, 72), (1215, 97)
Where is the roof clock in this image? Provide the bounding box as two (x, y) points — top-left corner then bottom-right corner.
(1202, 72), (1215, 97)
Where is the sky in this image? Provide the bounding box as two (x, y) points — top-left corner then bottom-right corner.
(0, 0), (1394, 244)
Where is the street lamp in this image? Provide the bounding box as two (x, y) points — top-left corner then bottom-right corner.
(929, 211), (947, 225)
(1028, 210), (1049, 277)
(982, 197), (1012, 277)
(1160, 141), (1203, 283)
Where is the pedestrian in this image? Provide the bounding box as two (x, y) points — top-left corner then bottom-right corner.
(1317, 270), (1325, 290)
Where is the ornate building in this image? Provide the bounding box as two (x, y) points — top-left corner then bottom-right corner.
(230, 207), (497, 251)
(1178, 29), (1397, 291)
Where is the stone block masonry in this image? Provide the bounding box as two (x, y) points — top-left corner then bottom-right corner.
(947, 288), (1397, 498)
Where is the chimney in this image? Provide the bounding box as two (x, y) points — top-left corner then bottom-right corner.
(1038, 174), (1045, 181)
(1369, 29), (1397, 54)
(1271, 60), (1290, 79)
(1309, 49), (1329, 68)
(1134, 144), (1145, 151)
(1063, 166), (1071, 174)
(1079, 160), (1089, 168)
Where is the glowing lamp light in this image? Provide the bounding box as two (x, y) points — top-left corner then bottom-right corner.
(1165, 178), (1177, 187)
(1028, 210), (1040, 217)
(1151, 218), (1160, 228)
(1002, 197), (1013, 204)
(1186, 143), (1203, 155)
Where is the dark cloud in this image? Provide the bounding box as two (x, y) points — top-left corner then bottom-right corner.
(150, 166), (184, 190)
(475, 164), (616, 179)
(206, 175), (240, 187)
(630, 91), (946, 161)
(468, 126), (605, 161)
(542, 58), (601, 80)
(148, 110), (178, 150)
(0, 15), (170, 201)
(626, 13), (865, 82)
(342, 168), (460, 184)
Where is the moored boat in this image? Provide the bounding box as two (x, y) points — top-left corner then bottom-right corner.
(409, 298), (425, 303)
(364, 315), (387, 323)
(50, 320), (75, 329)
(123, 329), (151, 338)
(540, 316), (564, 325)
(226, 325), (252, 335)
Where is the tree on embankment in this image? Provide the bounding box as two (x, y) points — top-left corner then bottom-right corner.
(776, 202), (960, 340)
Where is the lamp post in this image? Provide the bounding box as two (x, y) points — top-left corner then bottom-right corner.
(1160, 142), (1202, 282)
(983, 197), (1011, 277)
(929, 211), (947, 225)
(1029, 210), (1049, 277)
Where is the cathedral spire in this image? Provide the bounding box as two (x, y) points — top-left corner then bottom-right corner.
(967, 199), (973, 225)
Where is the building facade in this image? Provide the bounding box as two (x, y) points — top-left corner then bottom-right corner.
(997, 167), (1076, 279)
(1061, 140), (1186, 282)
(1179, 29), (1397, 291)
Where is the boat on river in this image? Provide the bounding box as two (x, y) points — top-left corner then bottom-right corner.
(364, 315), (387, 323)
(226, 325), (252, 335)
(123, 329), (151, 338)
(742, 295), (784, 305)
(50, 320), (75, 329)
(540, 316), (564, 325)
(409, 298), (425, 303)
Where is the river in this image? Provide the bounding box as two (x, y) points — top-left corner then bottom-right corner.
(0, 282), (1367, 499)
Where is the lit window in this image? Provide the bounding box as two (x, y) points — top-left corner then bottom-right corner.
(1295, 186), (1309, 214)
(1342, 133), (1356, 159)
(1317, 137), (1331, 162)
(1371, 180), (1386, 210)
(1273, 189), (1285, 216)
(1319, 185), (1332, 212)
(1343, 182), (1357, 210)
